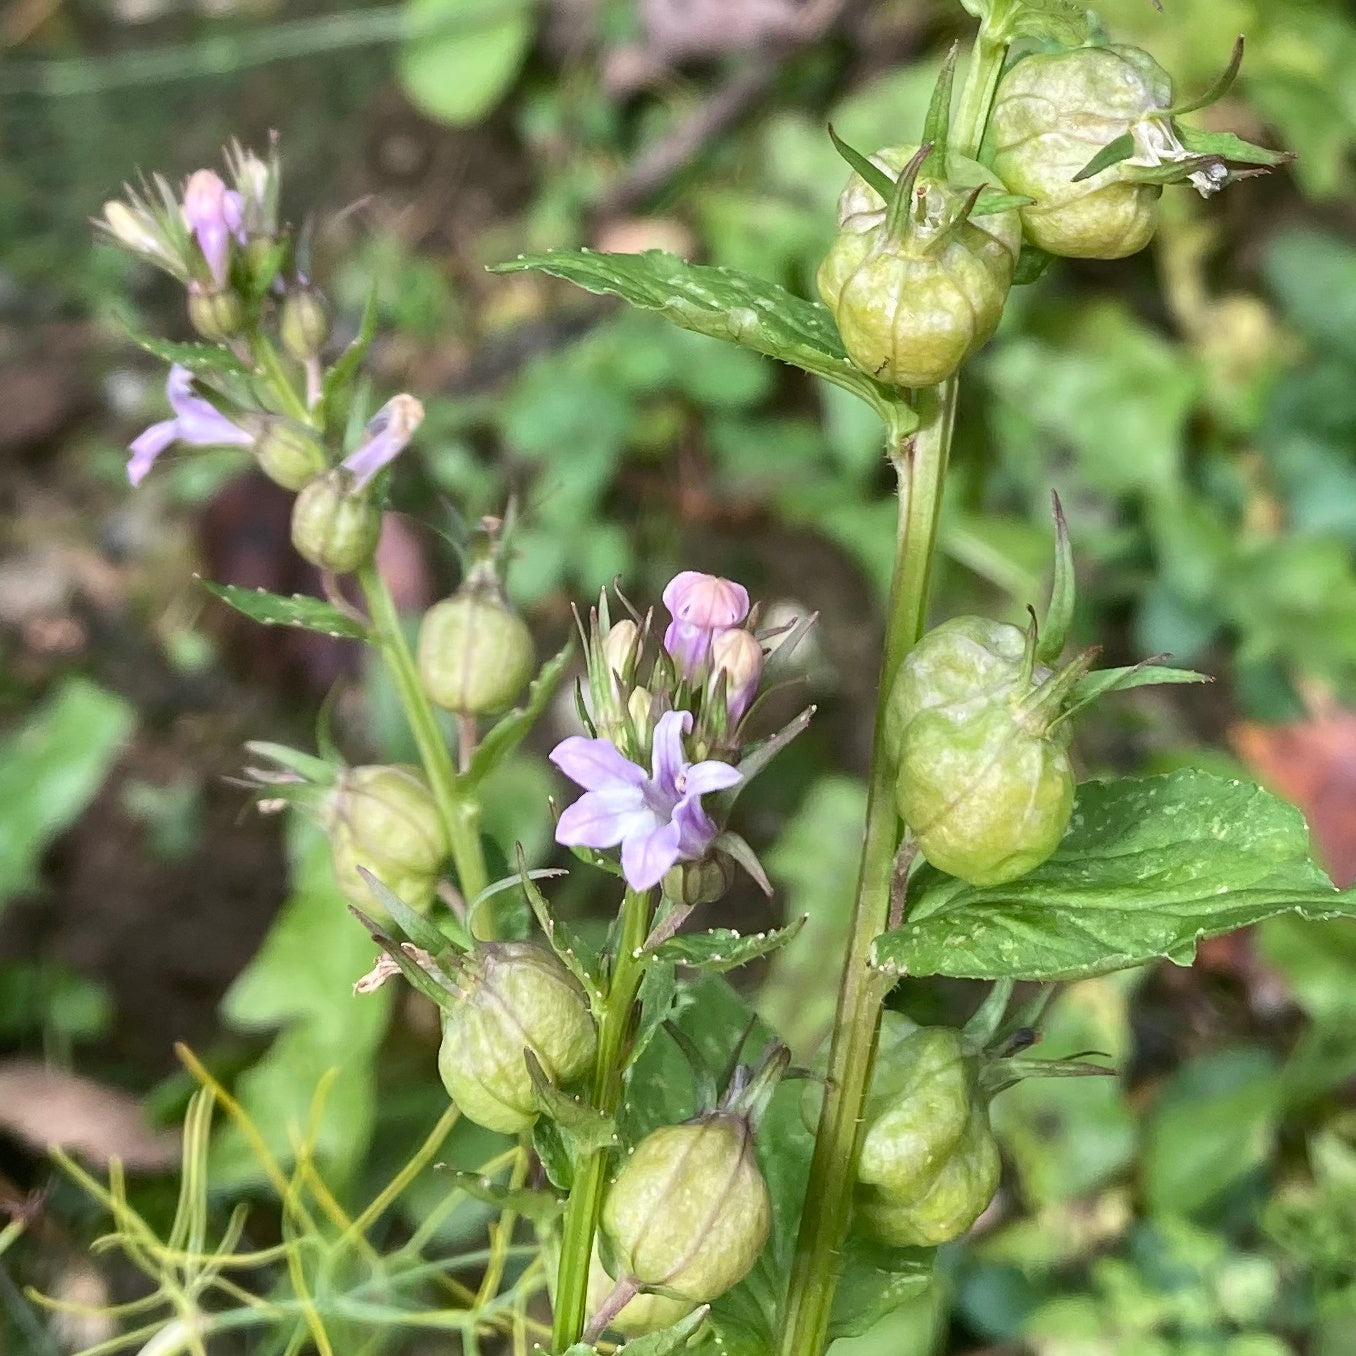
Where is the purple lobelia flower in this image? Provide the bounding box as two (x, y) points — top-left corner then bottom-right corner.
(181, 169), (244, 288)
(341, 394), (425, 490)
(127, 365), (254, 486)
(662, 571), (750, 681)
(550, 709), (741, 891)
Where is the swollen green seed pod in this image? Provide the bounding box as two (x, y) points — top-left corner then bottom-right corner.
(290, 469), (381, 573)
(254, 419), (327, 491)
(417, 589), (535, 716)
(600, 1112), (770, 1309)
(858, 1107), (1000, 1247)
(891, 617), (1076, 885)
(326, 764), (447, 914)
(280, 286), (331, 362)
(817, 146), (1021, 389)
(438, 942), (597, 1134)
(585, 1248), (697, 1337)
(990, 46), (1173, 259)
(187, 285), (244, 343)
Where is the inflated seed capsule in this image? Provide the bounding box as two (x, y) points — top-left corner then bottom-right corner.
(280, 286), (330, 362)
(600, 1111), (770, 1311)
(585, 1247), (697, 1337)
(290, 468), (381, 573)
(326, 764), (447, 915)
(437, 942), (597, 1134)
(417, 586), (535, 716)
(817, 146), (1021, 389)
(990, 45), (1173, 259)
(254, 419), (327, 491)
(891, 617), (1077, 886)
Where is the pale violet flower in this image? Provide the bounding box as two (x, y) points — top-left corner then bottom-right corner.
(550, 710), (741, 891)
(127, 365), (253, 486)
(663, 570), (750, 680)
(181, 169), (244, 288)
(342, 394), (425, 489)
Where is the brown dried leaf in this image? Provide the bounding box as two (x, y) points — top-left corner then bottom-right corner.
(0, 1062), (178, 1172)
(1231, 708), (1356, 887)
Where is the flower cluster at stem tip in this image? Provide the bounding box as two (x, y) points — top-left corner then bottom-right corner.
(550, 570), (777, 892)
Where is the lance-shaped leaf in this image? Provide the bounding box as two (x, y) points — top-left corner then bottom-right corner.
(1037, 491), (1074, 664)
(201, 580), (369, 640)
(320, 282), (379, 430)
(348, 903), (461, 1011)
(524, 1050), (617, 1156)
(120, 322), (250, 377)
(466, 639), (575, 787)
(440, 1169), (564, 1225)
(1013, 244), (1054, 286)
(1069, 661), (1210, 708)
(1072, 132), (1138, 183)
(514, 845), (602, 1007)
(827, 125), (896, 202)
(919, 43), (959, 177)
(492, 250), (911, 427)
(356, 864), (467, 956)
(1173, 124), (1293, 171)
(649, 917), (807, 974)
(1167, 35), (1245, 119)
(873, 770), (1356, 982)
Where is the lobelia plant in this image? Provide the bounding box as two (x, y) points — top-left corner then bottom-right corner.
(74, 3), (1356, 1355)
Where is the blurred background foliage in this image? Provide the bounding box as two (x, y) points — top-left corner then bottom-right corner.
(3, 0), (1356, 1351)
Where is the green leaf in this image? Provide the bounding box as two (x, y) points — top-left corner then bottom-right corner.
(533, 1115), (572, 1191)
(1071, 132), (1136, 183)
(524, 1051), (617, 1155)
(826, 125), (896, 203)
(212, 819), (390, 1188)
(1013, 244), (1054, 286)
(1068, 662), (1210, 708)
(441, 1169), (563, 1225)
(874, 770), (1356, 982)
(1174, 123), (1293, 169)
(119, 321), (249, 377)
(491, 249), (907, 425)
(828, 1237), (933, 1341)
(568, 1307), (711, 1356)
(466, 639), (575, 787)
(0, 678), (135, 905)
(200, 580), (369, 640)
(650, 917), (807, 973)
(320, 282), (378, 432)
(399, 0), (535, 125)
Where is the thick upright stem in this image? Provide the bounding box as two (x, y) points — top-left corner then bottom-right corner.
(357, 563), (492, 930)
(776, 390), (955, 1356)
(551, 887), (653, 1350)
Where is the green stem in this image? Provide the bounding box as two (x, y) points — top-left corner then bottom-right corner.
(551, 886), (653, 1351)
(357, 563), (492, 930)
(952, 32), (1006, 156)
(254, 332), (314, 427)
(776, 390), (955, 1356)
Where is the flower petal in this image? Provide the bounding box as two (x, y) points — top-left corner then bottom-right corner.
(549, 736), (646, 792)
(671, 795), (719, 859)
(683, 759), (742, 796)
(663, 620), (712, 681)
(342, 394), (425, 489)
(650, 710), (694, 796)
(126, 419), (179, 486)
(555, 787), (651, 849)
(662, 571), (749, 628)
(621, 818), (683, 891)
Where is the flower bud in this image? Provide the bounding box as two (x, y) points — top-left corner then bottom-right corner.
(187, 284), (244, 343)
(662, 852), (735, 909)
(438, 941), (597, 1134)
(101, 201), (168, 260)
(290, 469), (382, 573)
(627, 687), (653, 734)
(991, 46), (1171, 259)
(602, 619), (641, 684)
(818, 146), (1021, 389)
(663, 571), (751, 682)
(254, 419), (327, 491)
(280, 287), (331, 362)
(326, 764), (447, 914)
(600, 1111), (770, 1306)
(417, 588), (535, 716)
(707, 627), (763, 722)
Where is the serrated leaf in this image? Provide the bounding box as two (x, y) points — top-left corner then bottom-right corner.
(119, 321), (249, 377)
(492, 250), (908, 425)
(650, 918), (807, 973)
(200, 580), (369, 640)
(442, 1169), (562, 1224)
(466, 639), (574, 787)
(873, 771), (1356, 982)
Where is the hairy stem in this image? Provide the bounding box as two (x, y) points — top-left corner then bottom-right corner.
(778, 34), (1000, 1350)
(551, 886), (653, 1350)
(356, 563), (492, 931)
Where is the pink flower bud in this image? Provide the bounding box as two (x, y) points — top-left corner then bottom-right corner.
(181, 169), (243, 288)
(662, 571), (750, 681)
(708, 628), (763, 721)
